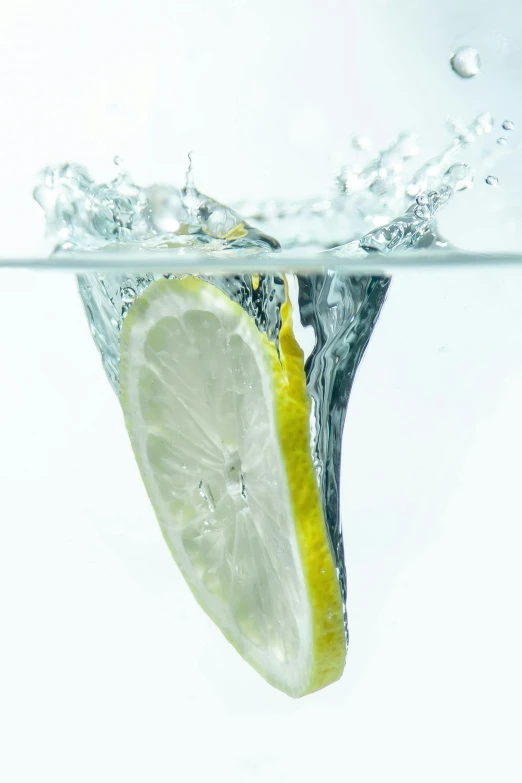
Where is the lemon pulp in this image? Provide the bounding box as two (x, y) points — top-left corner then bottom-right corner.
(120, 276), (346, 697)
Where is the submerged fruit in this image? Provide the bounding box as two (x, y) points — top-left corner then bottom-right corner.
(120, 276), (346, 697)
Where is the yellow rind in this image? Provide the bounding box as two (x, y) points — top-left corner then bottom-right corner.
(120, 276), (346, 697)
(274, 294), (346, 694)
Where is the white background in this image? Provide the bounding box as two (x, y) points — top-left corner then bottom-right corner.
(2, 2), (522, 782)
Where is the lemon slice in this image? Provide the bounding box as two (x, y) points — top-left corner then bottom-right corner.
(119, 276), (346, 697)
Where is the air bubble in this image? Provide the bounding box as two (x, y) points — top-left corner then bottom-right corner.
(113, 155), (123, 166)
(497, 137), (508, 145)
(121, 286), (136, 303)
(502, 120), (515, 131)
(485, 175), (498, 186)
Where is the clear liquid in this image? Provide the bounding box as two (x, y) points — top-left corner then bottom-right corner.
(34, 112), (497, 635)
(450, 47), (481, 79)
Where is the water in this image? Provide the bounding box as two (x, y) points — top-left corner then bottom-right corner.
(234, 113), (491, 251)
(34, 112), (497, 646)
(450, 46), (481, 79)
(352, 135), (373, 151)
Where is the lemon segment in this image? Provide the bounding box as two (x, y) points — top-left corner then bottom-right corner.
(120, 276), (346, 696)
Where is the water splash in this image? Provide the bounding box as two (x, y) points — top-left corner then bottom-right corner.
(34, 113), (497, 643)
(352, 135), (373, 152)
(333, 163), (473, 256)
(234, 113), (492, 250)
(33, 162), (280, 254)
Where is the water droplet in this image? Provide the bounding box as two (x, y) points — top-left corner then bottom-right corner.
(185, 150), (195, 188)
(113, 155), (123, 166)
(497, 137), (508, 145)
(352, 135), (372, 151)
(183, 150), (202, 215)
(416, 194), (429, 206)
(485, 175), (498, 186)
(502, 120), (515, 131)
(450, 47), (481, 79)
(474, 112), (493, 135)
(447, 163), (474, 192)
(33, 184), (56, 210)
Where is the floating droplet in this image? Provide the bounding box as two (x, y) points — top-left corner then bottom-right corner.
(497, 137), (508, 145)
(502, 120), (515, 131)
(186, 150), (195, 183)
(113, 155), (123, 166)
(485, 175), (498, 186)
(352, 135), (372, 151)
(450, 47), (481, 79)
(184, 150), (198, 197)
